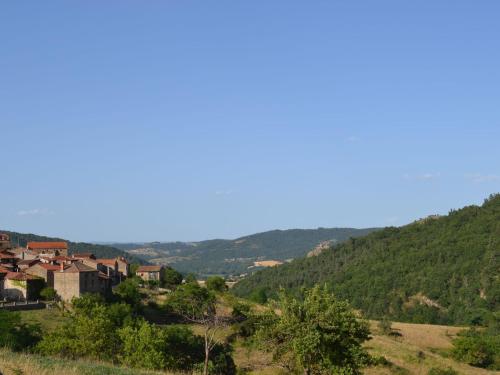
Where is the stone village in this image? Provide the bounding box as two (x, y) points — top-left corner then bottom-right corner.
(0, 233), (165, 303)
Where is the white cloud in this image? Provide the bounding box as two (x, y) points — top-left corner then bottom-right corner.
(403, 172), (441, 181)
(465, 173), (500, 183)
(17, 208), (54, 216)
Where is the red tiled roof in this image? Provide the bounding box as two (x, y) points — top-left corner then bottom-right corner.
(38, 264), (62, 271)
(97, 259), (117, 266)
(6, 272), (36, 281)
(27, 241), (68, 250)
(137, 265), (163, 272)
(0, 252), (17, 259)
(17, 259), (40, 266)
(72, 253), (95, 259)
(0, 265), (9, 273)
(62, 262), (97, 273)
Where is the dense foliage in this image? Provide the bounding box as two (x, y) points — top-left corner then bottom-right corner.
(451, 313), (500, 370)
(254, 286), (372, 374)
(233, 194), (500, 325)
(3, 230), (145, 264)
(36, 293), (235, 374)
(113, 227), (379, 277)
(164, 283), (230, 375)
(0, 310), (40, 351)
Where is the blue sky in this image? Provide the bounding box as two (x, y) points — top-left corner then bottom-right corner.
(1, 1), (499, 242)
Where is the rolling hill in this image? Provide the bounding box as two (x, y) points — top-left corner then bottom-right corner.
(112, 227), (379, 277)
(232, 194), (500, 325)
(1, 230), (146, 265)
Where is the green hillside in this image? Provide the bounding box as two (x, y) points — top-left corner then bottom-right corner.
(2, 230), (146, 265)
(232, 194), (500, 325)
(113, 227), (379, 277)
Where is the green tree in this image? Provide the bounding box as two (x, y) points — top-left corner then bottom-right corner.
(129, 263), (140, 275)
(206, 276), (227, 293)
(162, 267), (183, 289)
(40, 287), (57, 301)
(114, 278), (142, 307)
(255, 285), (372, 374)
(166, 283), (229, 375)
(36, 295), (131, 360)
(118, 320), (168, 370)
(184, 273), (197, 284)
(452, 328), (499, 369)
(0, 310), (40, 351)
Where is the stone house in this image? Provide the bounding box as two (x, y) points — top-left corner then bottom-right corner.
(53, 262), (111, 301)
(72, 253), (96, 260)
(0, 251), (18, 266)
(17, 259), (40, 271)
(0, 233), (11, 251)
(27, 241), (68, 257)
(1, 272), (40, 301)
(116, 257), (130, 278)
(25, 263), (60, 288)
(10, 247), (39, 260)
(136, 265), (165, 282)
(97, 258), (119, 281)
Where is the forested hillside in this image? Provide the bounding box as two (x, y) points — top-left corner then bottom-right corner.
(113, 227), (379, 277)
(2, 230), (146, 264)
(233, 194), (500, 325)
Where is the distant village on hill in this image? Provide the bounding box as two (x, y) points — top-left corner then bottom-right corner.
(0, 233), (165, 303)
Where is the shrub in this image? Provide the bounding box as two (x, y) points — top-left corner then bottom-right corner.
(206, 276), (227, 293)
(451, 328), (499, 369)
(40, 287), (57, 301)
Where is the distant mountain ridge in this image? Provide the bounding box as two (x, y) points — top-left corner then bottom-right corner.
(1, 230), (146, 265)
(112, 227), (380, 277)
(232, 194), (500, 325)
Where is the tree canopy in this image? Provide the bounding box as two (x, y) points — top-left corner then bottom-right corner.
(233, 194), (500, 325)
(255, 285), (372, 374)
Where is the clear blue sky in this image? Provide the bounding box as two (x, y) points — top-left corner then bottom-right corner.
(1, 1), (499, 242)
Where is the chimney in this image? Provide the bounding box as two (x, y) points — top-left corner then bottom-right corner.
(60, 262), (64, 272)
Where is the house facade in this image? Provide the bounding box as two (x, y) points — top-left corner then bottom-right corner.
(136, 265), (165, 282)
(0, 233), (11, 251)
(0, 233), (131, 303)
(27, 241), (69, 257)
(53, 262), (102, 301)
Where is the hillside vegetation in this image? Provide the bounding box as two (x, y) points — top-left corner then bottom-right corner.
(233, 194), (500, 325)
(2, 230), (146, 264)
(113, 227), (378, 277)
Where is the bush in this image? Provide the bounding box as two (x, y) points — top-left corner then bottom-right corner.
(40, 287), (57, 301)
(451, 328), (500, 369)
(161, 267), (183, 289)
(114, 278), (142, 308)
(378, 317), (393, 335)
(206, 276), (227, 293)
(0, 310), (41, 351)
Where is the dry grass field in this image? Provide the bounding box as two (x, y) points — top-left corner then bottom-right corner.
(7, 303), (499, 375)
(233, 321), (499, 375)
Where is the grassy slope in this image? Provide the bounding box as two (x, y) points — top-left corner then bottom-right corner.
(10, 301), (499, 375)
(1, 322), (495, 375)
(233, 322), (498, 375)
(0, 349), (168, 375)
